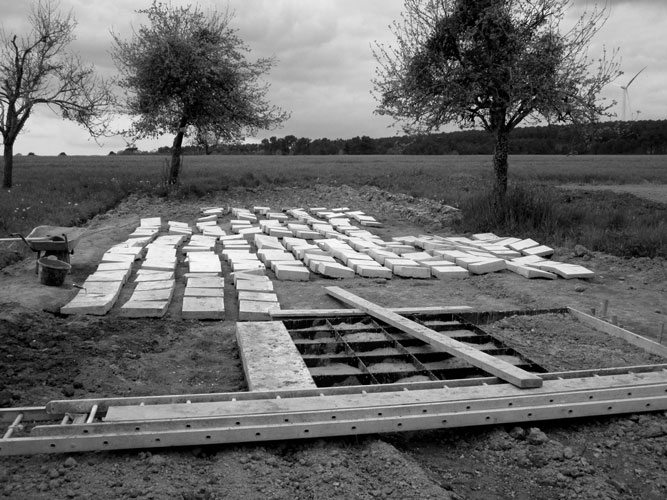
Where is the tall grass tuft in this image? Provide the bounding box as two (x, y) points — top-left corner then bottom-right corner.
(458, 184), (558, 236)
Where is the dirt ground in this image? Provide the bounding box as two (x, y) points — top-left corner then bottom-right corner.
(1, 184), (666, 500)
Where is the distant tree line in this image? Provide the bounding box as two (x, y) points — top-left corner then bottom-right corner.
(135, 120), (666, 156)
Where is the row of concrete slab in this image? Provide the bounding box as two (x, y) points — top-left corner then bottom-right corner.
(225, 207), (594, 281)
(60, 205), (594, 318)
(60, 216), (227, 318)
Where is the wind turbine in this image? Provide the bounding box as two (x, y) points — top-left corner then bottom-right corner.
(620, 66), (647, 121)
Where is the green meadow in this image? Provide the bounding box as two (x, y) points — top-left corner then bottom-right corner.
(1, 154), (666, 263)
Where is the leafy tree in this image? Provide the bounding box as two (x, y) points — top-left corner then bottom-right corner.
(292, 137), (312, 155)
(373, 0), (620, 196)
(0, 0), (114, 188)
(111, 1), (289, 184)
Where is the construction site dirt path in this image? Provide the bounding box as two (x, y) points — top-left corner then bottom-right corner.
(1, 184), (666, 500)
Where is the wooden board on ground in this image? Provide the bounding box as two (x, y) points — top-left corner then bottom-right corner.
(271, 306), (474, 319)
(325, 287), (543, 389)
(103, 369), (667, 421)
(568, 307), (667, 358)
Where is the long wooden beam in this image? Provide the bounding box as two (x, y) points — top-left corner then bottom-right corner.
(271, 306), (473, 319)
(326, 287), (543, 388)
(569, 307), (667, 358)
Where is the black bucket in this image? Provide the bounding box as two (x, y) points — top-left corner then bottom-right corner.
(38, 257), (71, 286)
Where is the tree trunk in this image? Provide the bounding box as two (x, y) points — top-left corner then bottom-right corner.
(3, 142), (14, 189)
(493, 128), (509, 199)
(169, 129), (185, 185)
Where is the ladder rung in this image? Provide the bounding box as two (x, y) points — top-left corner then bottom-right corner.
(2, 414), (23, 440)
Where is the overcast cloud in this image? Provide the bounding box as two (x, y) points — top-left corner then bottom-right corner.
(3, 0), (665, 155)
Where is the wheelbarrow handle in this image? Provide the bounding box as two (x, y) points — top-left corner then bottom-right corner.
(10, 233), (33, 250)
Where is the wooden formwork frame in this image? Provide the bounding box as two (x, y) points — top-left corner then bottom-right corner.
(2, 302), (666, 456)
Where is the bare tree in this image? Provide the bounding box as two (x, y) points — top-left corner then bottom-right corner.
(0, 0), (114, 188)
(373, 0), (620, 197)
(111, 1), (289, 184)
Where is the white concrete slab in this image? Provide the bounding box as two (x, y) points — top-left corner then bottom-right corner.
(467, 258), (507, 275)
(317, 262), (355, 278)
(133, 271), (175, 281)
(231, 261), (266, 272)
(236, 279), (274, 292)
(393, 265), (431, 278)
(522, 245), (554, 257)
(238, 291), (279, 302)
(509, 238), (540, 252)
(181, 296), (225, 320)
(134, 280), (175, 292)
(184, 287), (225, 298)
(140, 217), (162, 227)
(120, 300), (169, 318)
(506, 261), (557, 279)
(356, 264), (393, 279)
(129, 287), (175, 302)
(85, 271), (130, 284)
(431, 266), (469, 279)
(274, 264), (310, 281)
(141, 260), (177, 272)
(186, 277), (225, 288)
(238, 300), (280, 321)
(235, 322), (317, 390)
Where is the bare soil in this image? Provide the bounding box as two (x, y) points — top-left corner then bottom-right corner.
(1, 184), (667, 500)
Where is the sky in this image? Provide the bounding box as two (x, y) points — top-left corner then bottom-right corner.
(2, 0), (666, 156)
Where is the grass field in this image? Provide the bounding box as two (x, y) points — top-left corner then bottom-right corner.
(1, 154), (666, 262)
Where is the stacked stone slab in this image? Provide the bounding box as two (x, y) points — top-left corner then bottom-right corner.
(236, 275), (280, 320)
(61, 220), (159, 315)
(197, 208), (227, 237)
(247, 205), (593, 281)
(120, 233), (182, 317)
(182, 276), (225, 320)
(168, 220), (192, 236)
(407, 233), (593, 280)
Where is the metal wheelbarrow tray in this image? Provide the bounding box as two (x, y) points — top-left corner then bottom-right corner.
(11, 226), (86, 272)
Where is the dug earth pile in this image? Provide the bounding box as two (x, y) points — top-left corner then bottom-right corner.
(1, 184), (666, 500)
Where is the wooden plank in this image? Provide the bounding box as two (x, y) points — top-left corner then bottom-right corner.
(45, 364), (667, 414)
(104, 371), (667, 421)
(325, 287), (543, 389)
(569, 307), (667, 358)
(236, 321), (317, 392)
(271, 306), (474, 319)
(6, 394), (667, 456)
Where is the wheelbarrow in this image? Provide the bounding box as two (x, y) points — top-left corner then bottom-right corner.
(3, 225), (86, 273)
